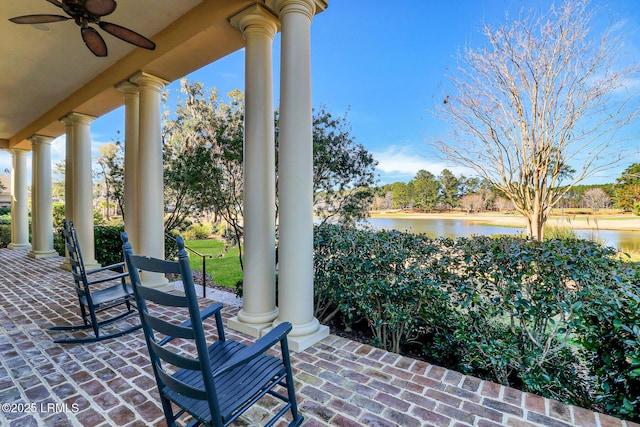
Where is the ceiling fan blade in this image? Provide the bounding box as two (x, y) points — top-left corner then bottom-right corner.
(9, 14), (70, 24)
(99, 21), (155, 50)
(45, 0), (64, 8)
(85, 0), (117, 17)
(81, 26), (108, 57)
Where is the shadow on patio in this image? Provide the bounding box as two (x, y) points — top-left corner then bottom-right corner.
(0, 248), (637, 427)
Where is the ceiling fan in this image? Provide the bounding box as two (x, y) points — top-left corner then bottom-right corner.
(9, 0), (156, 57)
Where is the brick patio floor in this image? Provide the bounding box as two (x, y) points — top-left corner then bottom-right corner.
(0, 248), (638, 427)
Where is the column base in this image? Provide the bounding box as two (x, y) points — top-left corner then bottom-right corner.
(227, 316), (273, 338)
(59, 260), (72, 271)
(141, 272), (172, 292)
(82, 259), (102, 272)
(263, 323), (329, 352)
(228, 306), (279, 338)
(8, 243), (31, 250)
(27, 249), (58, 259)
(287, 324), (329, 352)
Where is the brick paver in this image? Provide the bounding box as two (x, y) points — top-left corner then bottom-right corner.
(0, 248), (638, 427)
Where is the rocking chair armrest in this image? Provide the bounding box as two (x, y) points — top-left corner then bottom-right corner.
(158, 302), (224, 346)
(212, 322), (292, 378)
(189, 302), (223, 326)
(86, 261), (126, 275)
(86, 271), (129, 286)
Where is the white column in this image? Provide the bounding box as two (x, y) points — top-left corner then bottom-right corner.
(59, 115), (75, 270)
(8, 149), (31, 250)
(28, 135), (57, 259)
(228, 5), (279, 337)
(116, 81), (140, 252)
(65, 113), (100, 270)
(130, 71), (171, 291)
(268, 0), (328, 351)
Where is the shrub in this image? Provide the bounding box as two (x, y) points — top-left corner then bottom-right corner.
(578, 264), (640, 421)
(183, 222), (213, 240)
(0, 224), (11, 248)
(93, 209), (105, 225)
(54, 227), (65, 256)
(445, 237), (611, 404)
(53, 202), (65, 228)
(313, 224), (448, 354)
(0, 213), (11, 225)
(94, 225), (125, 266)
(313, 223), (640, 419)
(212, 222), (227, 236)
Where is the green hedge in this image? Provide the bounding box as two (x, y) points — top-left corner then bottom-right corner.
(54, 225), (125, 266)
(579, 269), (640, 420)
(54, 225), (178, 265)
(0, 224), (11, 248)
(94, 225), (125, 266)
(313, 223), (640, 421)
(0, 214), (11, 225)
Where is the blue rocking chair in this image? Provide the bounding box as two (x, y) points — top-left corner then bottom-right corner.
(49, 220), (141, 344)
(121, 232), (303, 427)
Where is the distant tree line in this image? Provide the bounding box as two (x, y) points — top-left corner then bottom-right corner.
(372, 169), (511, 213)
(372, 164), (640, 214)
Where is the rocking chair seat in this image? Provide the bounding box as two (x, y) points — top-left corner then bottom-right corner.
(79, 282), (135, 308)
(166, 324), (292, 425)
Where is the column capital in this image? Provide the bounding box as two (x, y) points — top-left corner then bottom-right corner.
(116, 80), (139, 94)
(229, 4), (279, 39)
(130, 71), (169, 91)
(10, 148), (29, 156)
(267, 0), (326, 19)
(28, 134), (55, 146)
(60, 112), (97, 126)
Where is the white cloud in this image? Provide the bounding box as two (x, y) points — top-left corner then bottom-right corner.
(372, 145), (474, 183)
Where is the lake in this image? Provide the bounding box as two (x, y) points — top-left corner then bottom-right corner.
(364, 217), (640, 252)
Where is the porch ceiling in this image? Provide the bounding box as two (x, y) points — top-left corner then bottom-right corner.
(0, 0), (254, 150)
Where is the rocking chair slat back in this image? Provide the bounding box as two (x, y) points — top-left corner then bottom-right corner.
(122, 232), (303, 427)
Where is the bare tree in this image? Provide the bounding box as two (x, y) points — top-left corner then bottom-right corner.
(460, 193), (485, 214)
(582, 188), (611, 211)
(494, 196), (515, 212)
(435, 0), (639, 240)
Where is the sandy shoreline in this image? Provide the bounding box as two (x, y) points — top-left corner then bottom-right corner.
(369, 211), (640, 232)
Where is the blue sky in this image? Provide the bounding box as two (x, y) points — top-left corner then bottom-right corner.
(3, 0), (639, 185)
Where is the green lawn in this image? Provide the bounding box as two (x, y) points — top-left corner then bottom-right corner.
(183, 238), (243, 289)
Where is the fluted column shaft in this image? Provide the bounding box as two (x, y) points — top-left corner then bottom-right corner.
(268, 0), (329, 351)
(130, 72), (171, 290)
(64, 113), (100, 270)
(8, 149), (31, 250)
(117, 81), (140, 252)
(28, 135), (57, 259)
(61, 116), (75, 225)
(59, 115), (75, 270)
(228, 5), (279, 336)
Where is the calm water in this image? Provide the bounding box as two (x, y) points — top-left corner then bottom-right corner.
(364, 217), (640, 252)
